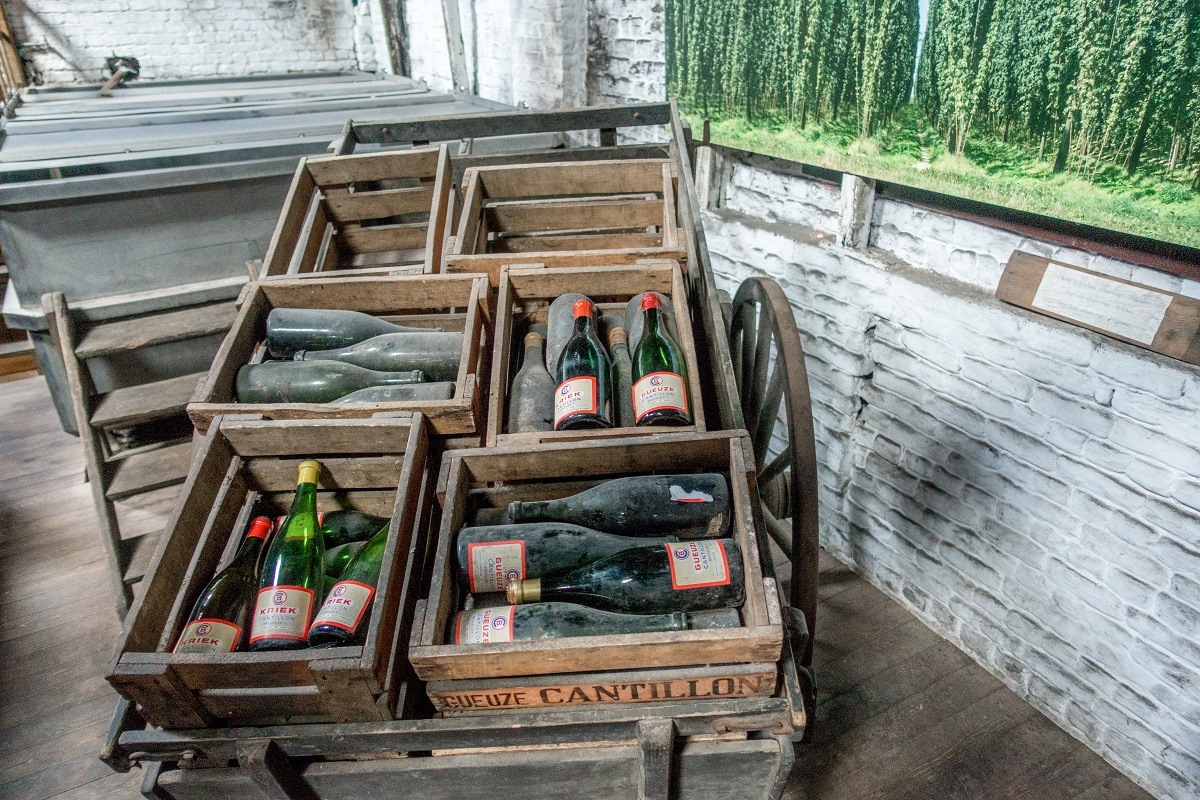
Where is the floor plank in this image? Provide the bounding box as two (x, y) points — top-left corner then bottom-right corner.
(0, 375), (1156, 800)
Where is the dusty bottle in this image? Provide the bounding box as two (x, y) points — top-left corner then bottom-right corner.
(321, 510), (390, 549)
(266, 308), (436, 359)
(250, 460), (325, 651)
(452, 603), (741, 644)
(554, 298), (613, 430)
(456, 522), (675, 593)
(507, 539), (744, 614)
(173, 516), (272, 654)
(333, 382), (455, 403)
(505, 473), (730, 538)
(308, 525), (389, 647)
(607, 327), (635, 428)
(507, 332), (555, 433)
(632, 293), (691, 427)
(295, 331), (462, 382)
(236, 361), (424, 404)
(545, 292), (589, 374)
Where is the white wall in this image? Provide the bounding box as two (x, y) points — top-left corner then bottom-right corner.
(6, 0), (369, 83)
(704, 150), (1200, 800)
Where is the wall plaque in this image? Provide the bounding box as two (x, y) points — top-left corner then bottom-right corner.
(997, 251), (1200, 365)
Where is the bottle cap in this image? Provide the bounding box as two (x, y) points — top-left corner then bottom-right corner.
(246, 516), (273, 540)
(607, 327), (627, 346)
(297, 459), (322, 485)
(506, 578), (541, 604)
(641, 293), (663, 312)
(523, 331), (543, 348)
(572, 298), (594, 319)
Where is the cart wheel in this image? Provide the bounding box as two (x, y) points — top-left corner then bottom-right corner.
(728, 277), (819, 670)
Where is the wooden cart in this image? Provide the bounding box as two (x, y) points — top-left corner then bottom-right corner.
(105, 102), (821, 800)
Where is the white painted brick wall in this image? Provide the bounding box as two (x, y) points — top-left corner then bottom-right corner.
(586, 0), (665, 105)
(7, 0), (364, 83)
(707, 148), (1200, 800)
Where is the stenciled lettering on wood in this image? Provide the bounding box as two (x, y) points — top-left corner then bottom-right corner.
(432, 672), (776, 711)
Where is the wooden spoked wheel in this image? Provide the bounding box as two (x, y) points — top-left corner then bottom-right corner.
(728, 277), (820, 671)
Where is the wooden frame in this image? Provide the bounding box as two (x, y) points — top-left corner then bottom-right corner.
(409, 431), (783, 683)
(188, 274), (491, 436)
(445, 159), (687, 285)
(258, 145), (452, 280)
(486, 260), (706, 447)
(106, 414), (431, 729)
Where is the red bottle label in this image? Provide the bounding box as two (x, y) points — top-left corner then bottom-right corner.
(632, 371), (688, 422)
(174, 618), (242, 653)
(311, 580), (375, 633)
(666, 541), (731, 590)
(249, 585), (315, 643)
(454, 606), (516, 644)
(467, 540), (526, 593)
(554, 376), (598, 426)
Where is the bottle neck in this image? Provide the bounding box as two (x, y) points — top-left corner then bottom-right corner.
(574, 315), (593, 336)
(233, 534), (266, 571)
(643, 307), (661, 338)
(522, 341), (545, 369)
(508, 499), (555, 523)
(283, 483), (318, 539)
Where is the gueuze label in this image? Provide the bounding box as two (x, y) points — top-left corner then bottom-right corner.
(666, 540), (731, 590)
(467, 540), (526, 593)
(632, 371), (688, 422)
(454, 606), (515, 644)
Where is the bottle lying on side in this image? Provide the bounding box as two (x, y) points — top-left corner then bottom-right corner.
(173, 516), (273, 654)
(506, 539), (745, 614)
(266, 308), (439, 359)
(294, 331), (463, 382)
(456, 522), (676, 593)
(450, 602), (741, 644)
(236, 361), (424, 404)
(332, 382), (455, 403)
(504, 473), (731, 539)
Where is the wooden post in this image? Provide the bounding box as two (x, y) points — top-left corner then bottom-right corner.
(837, 174), (875, 248)
(636, 719), (676, 800)
(694, 145), (716, 211)
(238, 741), (320, 800)
(440, 0), (471, 93)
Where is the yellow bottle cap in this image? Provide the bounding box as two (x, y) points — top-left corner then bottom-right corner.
(297, 459), (322, 486)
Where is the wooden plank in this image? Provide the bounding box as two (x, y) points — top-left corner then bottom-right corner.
(637, 719), (675, 800)
(445, 247), (688, 286)
(220, 417), (415, 457)
(492, 231), (665, 254)
(997, 250), (1200, 364)
(90, 372), (205, 429)
(105, 440), (193, 501)
(75, 302), (238, 359)
(259, 162), (318, 279)
(339, 221), (430, 255)
(324, 186), (435, 222)
(485, 199), (665, 233)
(474, 159), (672, 199)
(304, 147), (441, 186)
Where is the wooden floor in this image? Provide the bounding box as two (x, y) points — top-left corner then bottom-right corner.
(0, 374), (1152, 800)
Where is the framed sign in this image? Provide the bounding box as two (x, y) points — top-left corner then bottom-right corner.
(997, 251), (1200, 365)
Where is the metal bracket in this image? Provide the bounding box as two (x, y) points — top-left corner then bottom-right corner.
(711, 712), (791, 736)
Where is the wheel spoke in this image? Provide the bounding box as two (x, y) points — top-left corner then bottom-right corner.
(752, 359), (785, 466)
(760, 445), (791, 486)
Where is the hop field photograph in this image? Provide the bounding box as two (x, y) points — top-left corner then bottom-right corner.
(667, 0), (1200, 248)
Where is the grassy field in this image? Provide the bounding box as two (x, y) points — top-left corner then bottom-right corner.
(696, 106), (1200, 249)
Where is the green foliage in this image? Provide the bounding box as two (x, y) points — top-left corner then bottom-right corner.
(666, 0), (1200, 242)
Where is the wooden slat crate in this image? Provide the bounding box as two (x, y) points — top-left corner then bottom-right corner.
(408, 431), (783, 695)
(106, 414), (432, 728)
(445, 159), (687, 285)
(258, 145), (452, 280)
(188, 274), (490, 436)
(487, 259), (706, 447)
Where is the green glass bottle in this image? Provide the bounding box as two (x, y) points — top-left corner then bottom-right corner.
(554, 297), (613, 430)
(321, 510), (390, 549)
(506, 539), (744, 614)
(308, 524), (390, 647)
(456, 522), (676, 593)
(294, 331), (463, 382)
(631, 293), (691, 427)
(606, 327), (636, 428)
(266, 308), (436, 359)
(505, 473), (731, 538)
(173, 516), (272, 653)
(250, 460), (325, 651)
(332, 382), (455, 403)
(236, 361), (424, 404)
(450, 603), (741, 644)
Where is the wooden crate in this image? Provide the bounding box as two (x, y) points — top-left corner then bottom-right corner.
(408, 431), (783, 687)
(188, 274), (490, 436)
(445, 159), (687, 285)
(487, 260), (706, 447)
(106, 414), (432, 728)
(258, 145), (452, 280)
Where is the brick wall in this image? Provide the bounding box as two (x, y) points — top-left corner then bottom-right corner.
(6, 0), (365, 83)
(704, 149), (1200, 800)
